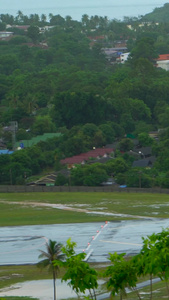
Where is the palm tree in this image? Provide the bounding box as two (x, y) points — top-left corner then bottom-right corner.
(37, 239), (65, 300)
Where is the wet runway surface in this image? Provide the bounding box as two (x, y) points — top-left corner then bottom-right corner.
(0, 218), (169, 265)
(0, 279), (80, 300)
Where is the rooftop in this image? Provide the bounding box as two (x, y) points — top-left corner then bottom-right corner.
(60, 148), (114, 165)
(156, 54), (169, 61)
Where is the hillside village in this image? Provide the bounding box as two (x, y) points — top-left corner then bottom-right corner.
(1, 5), (169, 188)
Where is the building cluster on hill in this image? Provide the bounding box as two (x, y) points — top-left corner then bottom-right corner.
(1, 7), (169, 187)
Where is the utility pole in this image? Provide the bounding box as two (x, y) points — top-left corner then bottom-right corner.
(10, 121), (18, 150)
(10, 168), (12, 185)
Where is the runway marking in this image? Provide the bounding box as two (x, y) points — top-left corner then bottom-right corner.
(100, 240), (142, 246)
(84, 249), (93, 261)
(86, 244), (91, 251)
(107, 224), (141, 230)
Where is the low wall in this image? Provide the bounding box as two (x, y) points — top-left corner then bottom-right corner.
(0, 185), (169, 194)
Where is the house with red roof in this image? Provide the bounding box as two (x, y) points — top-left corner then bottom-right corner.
(60, 148), (114, 169)
(156, 54), (169, 71)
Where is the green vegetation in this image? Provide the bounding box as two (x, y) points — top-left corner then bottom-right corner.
(1, 6), (169, 188)
(0, 192), (169, 227)
(142, 3), (169, 22)
(1, 7), (169, 298)
(61, 239), (98, 299)
(103, 229), (169, 299)
(46, 230), (169, 299)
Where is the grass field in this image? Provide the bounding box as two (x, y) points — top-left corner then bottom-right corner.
(0, 192), (169, 226)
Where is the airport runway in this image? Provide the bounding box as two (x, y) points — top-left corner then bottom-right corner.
(0, 218), (169, 265)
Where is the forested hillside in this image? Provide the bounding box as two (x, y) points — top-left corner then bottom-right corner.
(142, 3), (169, 22)
(1, 9), (169, 187)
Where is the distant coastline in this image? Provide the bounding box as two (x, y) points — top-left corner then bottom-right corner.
(1, 0), (168, 21)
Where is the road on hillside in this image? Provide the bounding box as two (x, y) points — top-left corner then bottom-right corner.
(0, 219), (169, 265)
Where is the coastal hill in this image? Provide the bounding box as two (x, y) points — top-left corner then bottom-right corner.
(141, 3), (169, 22)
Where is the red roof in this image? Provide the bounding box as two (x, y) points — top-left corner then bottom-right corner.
(60, 148), (113, 165)
(156, 54), (169, 61)
(15, 25), (30, 30)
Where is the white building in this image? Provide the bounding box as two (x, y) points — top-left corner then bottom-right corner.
(0, 31), (13, 38)
(156, 54), (169, 71)
(120, 52), (130, 63)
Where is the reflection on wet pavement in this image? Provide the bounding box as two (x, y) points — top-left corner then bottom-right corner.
(0, 279), (81, 300)
(0, 219), (169, 265)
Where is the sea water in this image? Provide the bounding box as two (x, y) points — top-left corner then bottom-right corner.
(1, 0), (168, 21)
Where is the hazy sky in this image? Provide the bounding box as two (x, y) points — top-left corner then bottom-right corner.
(1, 0), (169, 20)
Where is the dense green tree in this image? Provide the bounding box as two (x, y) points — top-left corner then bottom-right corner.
(2, 11), (169, 185)
(51, 92), (108, 128)
(16, 129), (31, 141)
(0, 54), (20, 75)
(106, 157), (129, 176)
(31, 116), (56, 135)
(15, 10), (24, 23)
(9, 36), (28, 45)
(132, 229), (169, 299)
(49, 14), (65, 26)
(119, 138), (134, 152)
(70, 164), (108, 186)
(125, 169), (152, 188)
(99, 124), (115, 144)
(55, 173), (68, 186)
(40, 14), (47, 25)
(0, 13), (14, 25)
(26, 147), (46, 174)
(27, 25), (40, 43)
(3, 161), (30, 185)
(11, 150), (32, 169)
(81, 14), (90, 28)
(148, 229), (169, 292)
(134, 121), (152, 136)
(61, 238), (98, 300)
(83, 164), (108, 186)
(60, 135), (87, 157)
(138, 132), (154, 147)
(0, 22), (6, 31)
(104, 252), (141, 299)
(82, 123), (98, 138)
(0, 154), (11, 184)
(130, 37), (158, 62)
(70, 166), (85, 186)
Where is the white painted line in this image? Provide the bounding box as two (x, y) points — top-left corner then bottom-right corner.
(100, 240), (142, 246)
(93, 222), (109, 241)
(86, 244), (91, 251)
(84, 249), (93, 261)
(94, 231), (101, 240)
